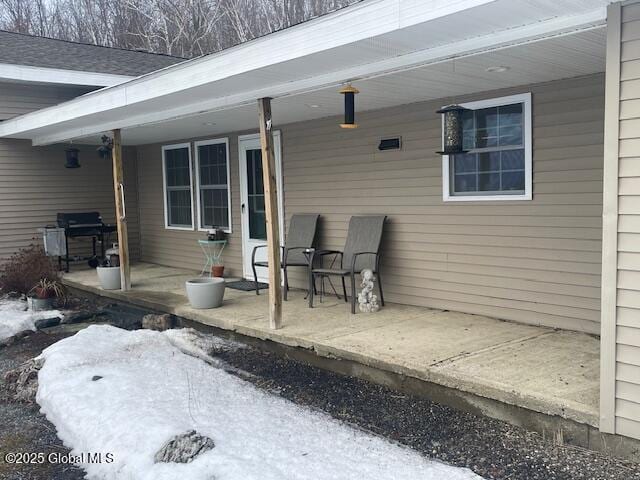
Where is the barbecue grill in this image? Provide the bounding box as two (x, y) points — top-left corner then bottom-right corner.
(56, 212), (117, 272)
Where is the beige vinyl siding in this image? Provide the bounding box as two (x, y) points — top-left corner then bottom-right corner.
(136, 138), (243, 277)
(617, 1), (640, 440)
(0, 140), (141, 262)
(0, 82), (140, 264)
(282, 74), (604, 335)
(136, 74), (604, 335)
(0, 82), (92, 121)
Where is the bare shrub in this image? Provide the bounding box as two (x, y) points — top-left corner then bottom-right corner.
(0, 245), (60, 296)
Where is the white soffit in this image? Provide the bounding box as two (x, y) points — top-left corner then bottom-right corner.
(0, 63), (133, 87)
(0, 0), (612, 145)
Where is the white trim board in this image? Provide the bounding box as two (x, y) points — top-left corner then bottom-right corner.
(0, 63), (132, 87)
(442, 92), (533, 202)
(599, 1), (622, 435)
(194, 137), (233, 234)
(161, 142), (195, 231)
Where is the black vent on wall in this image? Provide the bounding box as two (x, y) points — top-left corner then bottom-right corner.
(378, 137), (402, 151)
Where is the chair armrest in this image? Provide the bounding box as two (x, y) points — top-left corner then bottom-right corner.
(284, 246), (311, 253)
(350, 251), (380, 274)
(252, 244), (285, 264)
(314, 249), (343, 257)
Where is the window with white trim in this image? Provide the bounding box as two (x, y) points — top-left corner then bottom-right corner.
(195, 138), (231, 232)
(162, 143), (194, 229)
(443, 93), (532, 201)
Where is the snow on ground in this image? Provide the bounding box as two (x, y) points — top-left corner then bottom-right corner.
(0, 298), (63, 341)
(37, 325), (483, 480)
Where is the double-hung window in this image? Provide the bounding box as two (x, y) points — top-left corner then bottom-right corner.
(162, 143), (194, 229)
(195, 138), (231, 232)
(442, 93), (532, 201)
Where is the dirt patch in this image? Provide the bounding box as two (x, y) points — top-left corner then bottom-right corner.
(0, 331), (85, 480)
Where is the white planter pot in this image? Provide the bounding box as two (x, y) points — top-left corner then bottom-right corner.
(185, 277), (225, 309)
(28, 297), (54, 311)
(97, 266), (121, 290)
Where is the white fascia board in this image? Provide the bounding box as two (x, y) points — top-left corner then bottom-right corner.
(28, 7), (607, 146)
(0, 63), (133, 87)
(0, 0), (497, 140)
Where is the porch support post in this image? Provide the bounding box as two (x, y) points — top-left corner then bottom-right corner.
(257, 97), (283, 329)
(111, 129), (131, 291)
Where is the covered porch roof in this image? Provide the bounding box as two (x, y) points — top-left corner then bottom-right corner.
(0, 0), (611, 146)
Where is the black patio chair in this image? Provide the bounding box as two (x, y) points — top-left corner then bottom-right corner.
(308, 215), (386, 314)
(251, 214), (320, 300)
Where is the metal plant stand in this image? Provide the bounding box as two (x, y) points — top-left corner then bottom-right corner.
(198, 239), (227, 277)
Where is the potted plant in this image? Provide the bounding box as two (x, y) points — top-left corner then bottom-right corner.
(211, 258), (225, 278)
(206, 228), (227, 277)
(28, 278), (65, 311)
(96, 256), (121, 290)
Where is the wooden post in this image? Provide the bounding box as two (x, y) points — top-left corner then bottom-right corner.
(111, 129), (131, 291)
(257, 98), (282, 329)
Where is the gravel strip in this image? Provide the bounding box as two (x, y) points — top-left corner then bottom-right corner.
(215, 344), (640, 480)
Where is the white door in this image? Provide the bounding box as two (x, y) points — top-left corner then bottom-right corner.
(238, 132), (284, 282)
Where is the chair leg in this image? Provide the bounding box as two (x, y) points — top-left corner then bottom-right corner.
(378, 271), (385, 307)
(308, 272), (314, 308)
(283, 265), (289, 301)
(252, 262), (259, 295)
(341, 276), (348, 302)
(350, 273), (356, 314)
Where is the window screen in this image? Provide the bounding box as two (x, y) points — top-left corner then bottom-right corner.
(163, 146), (193, 228)
(197, 141), (230, 230)
(451, 102), (525, 196)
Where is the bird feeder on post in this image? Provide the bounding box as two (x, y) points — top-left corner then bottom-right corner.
(339, 85), (359, 129)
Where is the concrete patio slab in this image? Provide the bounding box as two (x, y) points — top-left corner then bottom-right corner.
(63, 262), (600, 428)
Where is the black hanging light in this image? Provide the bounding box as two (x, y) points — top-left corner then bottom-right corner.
(97, 135), (113, 159)
(65, 147), (80, 168)
(436, 104), (470, 155)
(339, 84), (359, 129)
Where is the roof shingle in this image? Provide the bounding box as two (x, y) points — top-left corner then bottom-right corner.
(0, 30), (186, 76)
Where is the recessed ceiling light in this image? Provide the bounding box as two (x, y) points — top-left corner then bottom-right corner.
(202, 121), (216, 126)
(306, 104), (321, 109)
(486, 66), (509, 73)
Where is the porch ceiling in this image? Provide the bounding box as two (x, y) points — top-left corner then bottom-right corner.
(0, 0), (610, 146)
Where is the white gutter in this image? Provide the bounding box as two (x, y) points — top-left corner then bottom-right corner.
(0, 63), (133, 87)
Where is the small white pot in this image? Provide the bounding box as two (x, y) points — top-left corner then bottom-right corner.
(28, 297), (54, 311)
(185, 277), (225, 309)
(97, 266), (121, 290)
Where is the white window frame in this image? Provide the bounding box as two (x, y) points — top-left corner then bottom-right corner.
(194, 137), (232, 233)
(442, 92), (532, 202)
(162, 142), (195, 230)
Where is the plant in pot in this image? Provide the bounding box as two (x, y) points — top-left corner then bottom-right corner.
(28, 278), (66, 311)
(96, 255), (121, 290)
(206, 228), (228, 278)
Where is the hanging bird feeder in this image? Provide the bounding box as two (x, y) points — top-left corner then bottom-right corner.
(436, 104), (470, 155)
(339, 85), (359, 129)
(65, 147), (80, 169)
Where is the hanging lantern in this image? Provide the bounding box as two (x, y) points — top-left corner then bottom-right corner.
(339, 85), (359, 129)
(65, 148), (80, 168)
(436, 104), (470, 155)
